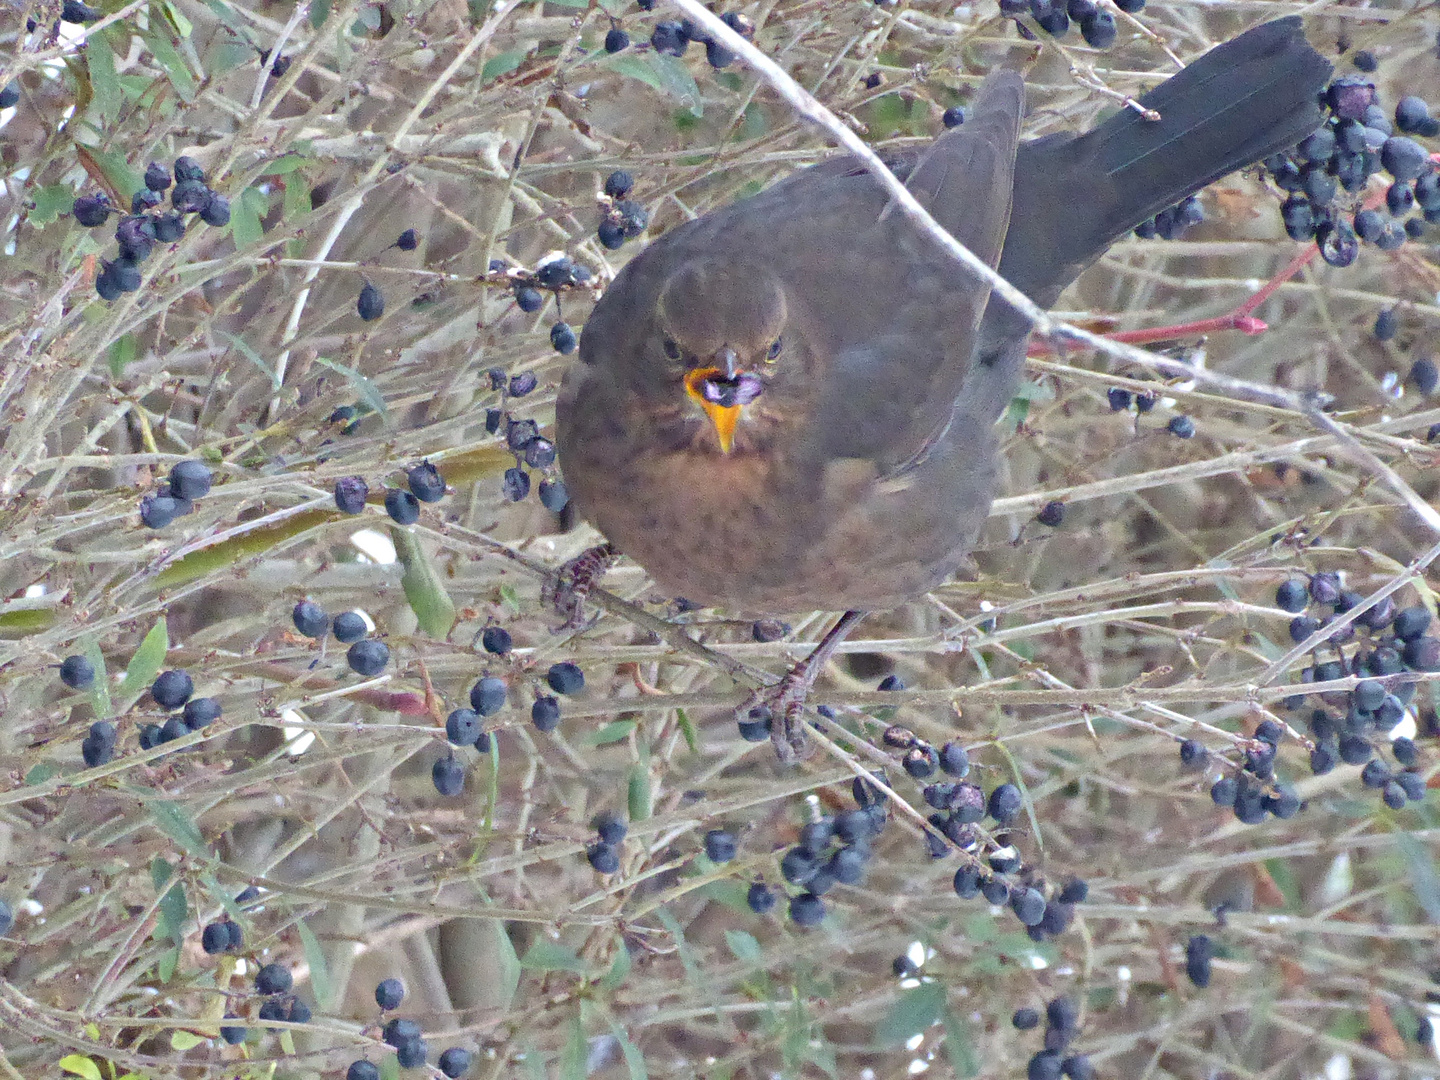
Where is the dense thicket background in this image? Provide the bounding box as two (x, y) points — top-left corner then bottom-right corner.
(1, 0), (1439, 1077)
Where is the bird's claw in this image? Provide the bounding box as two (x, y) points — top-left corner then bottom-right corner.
(543, 543), (617, 630)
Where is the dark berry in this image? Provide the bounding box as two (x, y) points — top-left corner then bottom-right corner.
(550, 321), (578, 354)
(1210, 776), (1237, 807)
(182, 697), (221, 728)
(1412, 357), (1439, 394)
(255, 963), (292, 995)
(201, 921), (231, 954)
(445, 708), (481, 746)
(704, 829), (738, 863)
(432, 755), (465, 796)
(651, 20), (688, 55)
(515, 286), (544, 312)
(587, 842), (620, 873)
(396, 228), (418, 250)
(170, 178), (209, 213)
(1028, 1051), (1063, 1080)
(467, 677), (506, 717)
(1381, 136), (1431, 180)
(1107, 387), (1132, 410)
(788, 892), (825, 926)
(746, 881), (776, 913)
(941, 106), (965, 128)
(546, 661), (585, 695)
(220, 1016), (247, 1045)
(938, 742), (970, 777)
(396, 1039), (428, 1069)
(531, 695), (561, 731)
(987, 782), (1023, 824)
(407, 462), (446, 502)
(335, 476), (369, 514)
(1036, 500), (1065, 527)
(357, 282), (384, 321)
(605, 27), (630, 52)
(59, 655), (95, 689)
(1179, 738), (1207, 768)
(71, 193), (112, 227)
(199, 192), (231, 227)
(347, 639), (389, 676)
(384, 488), (420, 524)
(502, 467), (530, 502)
(292, 600), (329, 638)
(151, 669), (194, 708)
(604, 170), (634, 199)
(1275, 579), (1308, 612)
(383, 1018), (422, 1046)
(330, 611), (367, 644)
(438, 1047), (473, 1078)
(1168, 415), (1195, 438)
(1012, 887), (1047, 926)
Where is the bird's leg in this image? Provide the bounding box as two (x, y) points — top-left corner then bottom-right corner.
(543, 542), (618, 629)
(738, 610), (868, 764)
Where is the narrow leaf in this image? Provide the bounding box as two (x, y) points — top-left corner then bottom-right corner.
(296, 918), (334, 1008)
(611, 1025), (648, 1080)
(558, 1014), (587, 1080)
(59, 1056), (102, 1080)
(647, 53), (702, 117)
(394, 528), (456, 637)
(521, 938), (586, 973)
(1397, 830), (1440, 923)
(86, 28), (120, 122)
(627, 763), (652, 822)
(481, 49), (529, 81)
(118, 617), (168, 698)
(147, 799), (209, 859)
(875, 981), (945, 1048)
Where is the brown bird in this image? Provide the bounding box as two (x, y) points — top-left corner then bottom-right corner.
(556, 18), (1331, 759)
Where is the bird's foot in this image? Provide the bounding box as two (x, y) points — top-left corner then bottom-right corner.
(738, 610), (869, 764)
(737, 683), (814, 766)
(543, 543), (617, 629)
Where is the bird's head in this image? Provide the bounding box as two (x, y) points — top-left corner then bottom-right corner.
(653, 257), (789, 453)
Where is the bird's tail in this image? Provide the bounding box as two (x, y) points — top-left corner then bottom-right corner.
(1000, 16), (1333, 306)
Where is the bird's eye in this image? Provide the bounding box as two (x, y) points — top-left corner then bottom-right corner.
(663, 337), (682, 360)
(767, 337), (783, 361)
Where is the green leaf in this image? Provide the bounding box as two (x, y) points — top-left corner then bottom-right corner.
(313, 356), (389, 424)
(29, 184), (75, 226)
(1398, 830), (1440, 922)
(107, 333), (138, 378)
(599, 940), (631, 990)
(86, 28), (121, 123)
(521, 938), (587, 973)
(156, 0), (193, 38)
(481, 49), (529, 82)
(25, 762), (58, 785)
(627, 763), (652, 822)
(675, 707), (698, 755)
(647, 53), (702, 116)
(150, 856), (172, 892)
(170, 1029), (205, 1050)
(217, 330), (278, 389)
(602, 53), (665, 93)
(81, 148), (142, 205)
(59, 1055), (103, 1080)
(875, 981), (945, 1048)
(157, 880), (187, 947)
(596, 0), (626, 14)
(118, 617), (168, 698)
(394, 528), (456, 637)
(611, 1025), (647, 1080)
(579, 719), (636, 747)
(147, 800), (209, 859)
(158, 943), (179, 982)
(260, 154), (311, 175)
(559, 1014), (587, 1080)
(282, 172), (310, 222)
(142, 29), (197, 101)
(724, 929), (762, 963)
(231, 186), (269, 248)
(295, 918), (333, 1009)
(942, 1011), (979, 1078)
(491, 919), (521, 1008)
(80, 635), (111, 720)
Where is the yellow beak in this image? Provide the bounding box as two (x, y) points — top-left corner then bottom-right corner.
(684, 367), (741, 453)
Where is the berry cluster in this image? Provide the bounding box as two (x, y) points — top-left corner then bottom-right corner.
(73, 158), (230, 300)
(1178, 573), (1434, 823)
(597, 169), (650, 251)
(1015, 996), (1092, 1080)
(73, 663), (224, 767)
(1264, 78), (1438, 266)
(292, 599), (391, 677)
(139, 458), (213, 529)
(480, 366), (569, 511)
(998, 0), (1143, 49)
(1106, 386), (1196, 441)
(647, 11), (753, 68)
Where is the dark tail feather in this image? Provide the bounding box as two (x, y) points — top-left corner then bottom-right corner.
(1000, 16), (1332, 306)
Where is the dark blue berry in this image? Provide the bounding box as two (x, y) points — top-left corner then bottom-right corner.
(347, 639), (389, 676)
